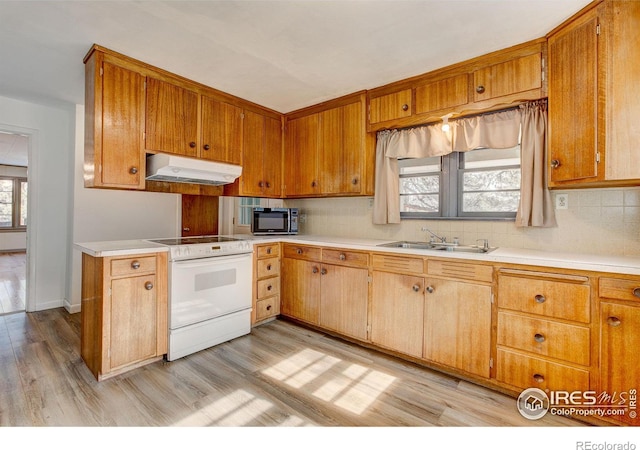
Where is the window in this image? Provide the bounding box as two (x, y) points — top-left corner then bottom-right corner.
(399, 146), (520, 219)
(0, 177), (28, 230)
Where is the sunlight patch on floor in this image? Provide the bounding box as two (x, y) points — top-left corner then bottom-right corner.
(262, 348), (397, 416)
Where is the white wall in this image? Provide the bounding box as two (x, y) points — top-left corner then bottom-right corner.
(68, 105), (181, 312)
(0, 94), (74, 311)
(287, 188), (640, 258)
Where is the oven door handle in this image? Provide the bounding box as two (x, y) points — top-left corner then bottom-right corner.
(172, 253), (251, 269)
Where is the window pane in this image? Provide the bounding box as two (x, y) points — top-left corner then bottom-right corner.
(400, 175), (439, 195)
(462, 191), (520, 212)
(463, 169), (521, 192)
(400, 194), (439, 213)
(0, 180), (13, 227)
(20, 181), (28, 227)
(463, 146), (520, 168)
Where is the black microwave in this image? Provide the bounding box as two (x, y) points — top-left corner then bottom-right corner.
(251, 207), (299, 235)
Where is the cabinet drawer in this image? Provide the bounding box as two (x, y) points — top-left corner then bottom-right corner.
(256, 243), (280, 259)
(283, 244), (321, 261)
(497, 311), (590, 366)
(599, 277), (640, 303)
(257, 257), (280, 279)
(415, 73), (469, 115)
(255, 296), (280, 321)
(372, 253), (425, 274)
(110, 256), (156, 277)
(497, 273), (590, 323)
(257, 277), (280, 299)
(369, 89), (412, 124)
(496, 348), (590, 393)
(428, 260), (493, 283)
(322, 248), (369, 267)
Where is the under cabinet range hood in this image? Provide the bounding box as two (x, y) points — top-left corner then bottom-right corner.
(145, 153), (242, 186)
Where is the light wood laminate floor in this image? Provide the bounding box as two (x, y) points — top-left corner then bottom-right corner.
(0, 308), (586, 427)
(0, 252), (25, 315)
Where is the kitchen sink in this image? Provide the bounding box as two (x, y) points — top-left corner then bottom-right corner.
(377, 241), (494, 254)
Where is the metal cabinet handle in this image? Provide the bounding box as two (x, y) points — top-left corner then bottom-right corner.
(321, 268), (327, 275)
(311, 180), (317, 188)
(265, 181), (271, 188)
(534, 294), (546, 304)
(425, 286), (434, 294)
(634, 288), (640, 298)
(401, 104), (409, 111)
(339, 253), (346, 261)
(533, 374), (545, 383)
(412, 284), (421, 292)
(266, 264), (272, 271)
(189, 142), (196, 148)
(267, 284), (272, 291)
(476, 85), (485, 94)
(312, 266), (319, 274)
(296, 248), (303, 255)
(551, 159), (561, 169)
(266, 305), (272, 311)
(183, 227), (190, 232)
(144, 281), (153, 290)
(534, 333), (546, 343)
(129, 167), (138, 175)
(203, 144), (210, 150)
(131, 261), (141, 269)
(352, 178), (358, 185)
(266, 248), (272, 255)
(607, 316), (621, 327)
(258, 181), (264, 188)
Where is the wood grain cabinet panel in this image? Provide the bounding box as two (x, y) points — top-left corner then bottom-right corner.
(84, 52), (146, 190)
(285, 113), (320, 196)
(200, 96), (243, 165)
(415, 74), (469, 115)
(253, 243), (281, 325)
(473, 53), (542, 103)
(281, 257), (320, 325)
(369, 89), (412, 124)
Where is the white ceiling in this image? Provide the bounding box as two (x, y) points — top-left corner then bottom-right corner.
(0, 0), (592, 165)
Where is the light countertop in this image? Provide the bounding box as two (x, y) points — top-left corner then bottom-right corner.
(75, 234), (640, 276)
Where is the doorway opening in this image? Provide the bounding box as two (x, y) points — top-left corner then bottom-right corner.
(0, 131), (28, 315)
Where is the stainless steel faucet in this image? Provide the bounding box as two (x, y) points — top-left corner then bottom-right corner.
(421, 226), (446, 244)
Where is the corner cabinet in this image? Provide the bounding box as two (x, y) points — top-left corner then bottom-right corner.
(81, 251), (168, 381)
(283, 92), (374, 198)
(547, 0), (640, 188)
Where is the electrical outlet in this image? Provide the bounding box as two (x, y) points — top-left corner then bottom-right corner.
(555, 193), (568, 210)
(299, 213), (307, 224)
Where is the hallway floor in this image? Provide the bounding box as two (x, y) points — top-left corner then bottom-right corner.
(0, 251), (26, 315)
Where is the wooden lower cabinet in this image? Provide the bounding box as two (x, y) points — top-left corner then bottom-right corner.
(81, 252), (168, 381)
(253, 243), (281, 325)
(423, 278), (492, 378)
(281, 257), (321, 324)
(370, 270), (424, 358)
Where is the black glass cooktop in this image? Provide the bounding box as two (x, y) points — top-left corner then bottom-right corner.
(148, 236), (242, 246)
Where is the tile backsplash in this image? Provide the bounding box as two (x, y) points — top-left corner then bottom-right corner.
(286, 187), (640, 257)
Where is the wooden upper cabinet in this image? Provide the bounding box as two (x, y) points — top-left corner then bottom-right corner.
(473, 53), (542, 103)
(227, 109), (282, 197)
(369, 89), (412, 124)
(415, 74), (469, 115)
(285, 113), (320, 196)
(366, 39), (546, 132)
(84, 51), (146, 190)
(145, 77), (199, 158)
(547, 6), (600, 185)
(200, 96), (243, 165)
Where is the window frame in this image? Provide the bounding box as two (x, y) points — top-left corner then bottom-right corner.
(399, 147), (520, 221)
(0, 176), (28, 231)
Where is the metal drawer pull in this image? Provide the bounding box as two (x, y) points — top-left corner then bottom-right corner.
(476, 85), (485, 94)
(533, 374), (545, 383)
(144, 282), (153, 290)
(131, 261), (141, 269)
(412, 284), (421, 292)
(633, 287), (640, 298)
(296, 248), (303, 255)
(534, 294), (546, 304)
(266, 248), (272, 254)
(266, 264), (272, 271)
(607, 316), (621, 327)
(267, 285), (272, 291)
(401, 104), (409, 111)
(321, 268), (327, 275)
(129, 167), (138, 175)
(339, 253), (346, 261)
(312, 267), (319, 274)
(425, 286), (434, 294)
(266, 305), (272, 311)
(534, 333), (545, 343)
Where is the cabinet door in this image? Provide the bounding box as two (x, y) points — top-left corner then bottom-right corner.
(415, 73), (469, 115)
(281, 258), (320, 324)
(548, 9), (599, 183)
(370, 271), (424, 358)
(600, 302), (640, 426)
(109, 275), (158, 370)
(99, 61), (146, 189)
(263, 115), (283, 197)
(473, 53), (542, 103)
(285, 114), (319, 196)
(423, 279), (492, 377)
(369, 89), (412, 124)
(181, 195), (219, 237)
(319, 264), (368, 341)
(145, 77), (199, 157)
(201, 96), (242, 164)
(241, 111), (282, 197)
(319, 102), (364, 195)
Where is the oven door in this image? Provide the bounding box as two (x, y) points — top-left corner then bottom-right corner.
(169, 253), (252, 330)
